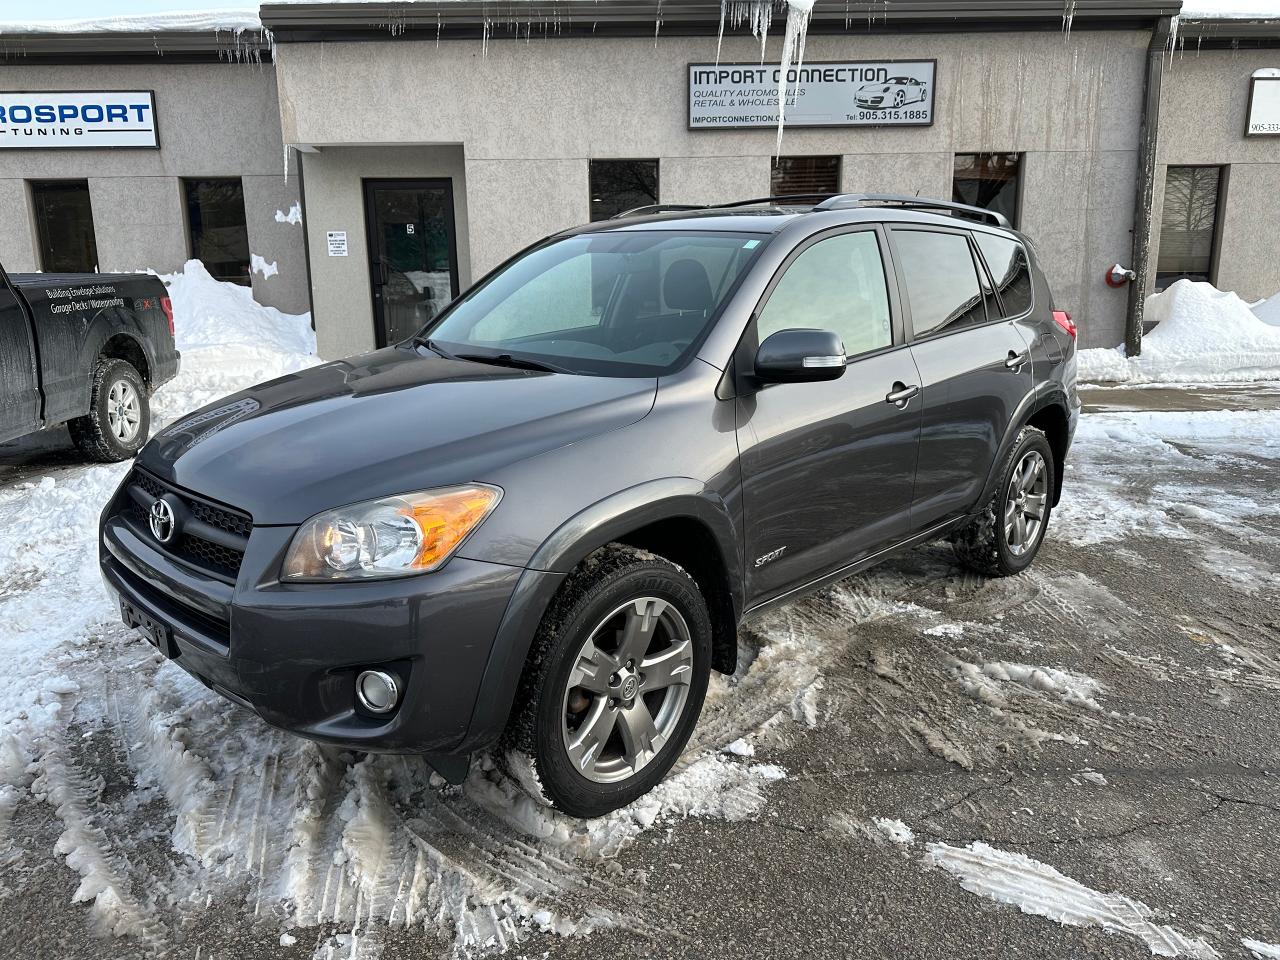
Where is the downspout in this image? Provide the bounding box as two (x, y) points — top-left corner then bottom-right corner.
(1126, 15), (1174, 358)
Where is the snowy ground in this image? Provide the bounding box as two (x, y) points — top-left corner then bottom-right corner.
(1, 267), (1278, 959)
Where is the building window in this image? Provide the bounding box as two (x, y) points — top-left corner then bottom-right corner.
(953, 153), (1021, 228)
(770, 156), (840, 198)
(31, 180), (98, 273)
(1156, 166), (1224, 289)
(589, 160), (658, 222)
(184, 178), (250, 284)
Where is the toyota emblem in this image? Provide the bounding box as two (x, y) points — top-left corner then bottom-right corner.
(149, 498), (176, 543)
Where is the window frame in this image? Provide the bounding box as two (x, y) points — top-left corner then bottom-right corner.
(1155, 163), (1227, 290)
(735, 224), (907, 382)
(970, 229), (1036, 322)
(181, 176), (251, 286)
(888, 225), (1010, 344)
(588, 158), (660, 222)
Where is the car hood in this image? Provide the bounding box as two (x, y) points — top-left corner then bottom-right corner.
(137, 346), (657, 525)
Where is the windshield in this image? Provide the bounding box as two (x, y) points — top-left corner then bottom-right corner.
(421, 231), (765, 376)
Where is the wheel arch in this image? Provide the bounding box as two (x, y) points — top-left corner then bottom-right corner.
(979, 389), (1072, 510)
(455, 480), (744, 756)
(97, 332), (152, 386)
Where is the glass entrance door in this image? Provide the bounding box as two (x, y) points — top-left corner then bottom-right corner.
(363, 179), (460, 347)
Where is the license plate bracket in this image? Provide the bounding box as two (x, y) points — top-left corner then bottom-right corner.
(120, 599), (178, 659)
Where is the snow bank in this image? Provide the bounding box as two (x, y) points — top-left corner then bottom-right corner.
(152, 259), (319, 422)
(1078, 280), (1280, 384)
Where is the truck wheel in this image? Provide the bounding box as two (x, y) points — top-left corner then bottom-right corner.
(503, 544), (712, 818)
(68, 358), (150, 463)
(951, 426), (1055, 578)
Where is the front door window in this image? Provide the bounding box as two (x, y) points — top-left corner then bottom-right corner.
(364, 180), (459, 347)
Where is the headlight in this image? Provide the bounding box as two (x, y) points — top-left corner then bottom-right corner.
(281, 484), (502, 581)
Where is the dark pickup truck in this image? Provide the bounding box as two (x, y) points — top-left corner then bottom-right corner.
(1, 260), (180, 462)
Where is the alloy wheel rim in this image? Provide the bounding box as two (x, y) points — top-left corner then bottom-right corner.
(107, 380), (141, 443)
(560, 597), (693, 785)
(1004, 450), (1049, 557)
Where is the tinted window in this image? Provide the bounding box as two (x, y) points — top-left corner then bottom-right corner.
(771, 156), (840, 197)
(953, 153), (1021, 229)
(757, 231), (892, 358)
(31, 180), (98, 273)
(1156, 165), (1222, 289)
(428, 231), (761, 376)
(184, 178), (250, 285)
(893, 230), (987, 337)
(975, 233), (1033, 318)
(589, 160), (658, 221)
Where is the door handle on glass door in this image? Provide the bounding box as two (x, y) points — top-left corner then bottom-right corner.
(885, 382), (920, 408)
(1005, 350), (1029, 371)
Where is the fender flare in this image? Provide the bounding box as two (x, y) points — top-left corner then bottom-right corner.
(455, 478), (744, 754)
(978, 386), (1073, 509)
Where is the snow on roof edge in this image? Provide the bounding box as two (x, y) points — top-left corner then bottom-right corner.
(0, 9), (263, 36)
(1178, 1), (1280, 19)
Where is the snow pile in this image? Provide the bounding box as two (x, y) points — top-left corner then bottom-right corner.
(1244, 940), (1280, 959)
(0, 10), (262, 35)
(926, 842), (1221, 959)
(1079, 280), (1280, 384)
(1179, 1), (1280, 18)
(152, 259), (319, 422)
(1254, 290), (1280, 327)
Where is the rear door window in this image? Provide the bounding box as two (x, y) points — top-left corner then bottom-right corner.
(974, 233), (1034, 318)
(757, 231), (893, 358)
(892, 230), (988, 338)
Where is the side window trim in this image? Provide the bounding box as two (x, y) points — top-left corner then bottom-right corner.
(971, 230), (1037, 322)
(889, 224), (1015, 344)
(747, 223), (905, 363)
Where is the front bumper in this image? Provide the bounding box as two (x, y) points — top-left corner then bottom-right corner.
(100, 487), (533, 755)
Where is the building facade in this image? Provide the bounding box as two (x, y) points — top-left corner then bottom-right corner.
(1, 1), (1277, 360)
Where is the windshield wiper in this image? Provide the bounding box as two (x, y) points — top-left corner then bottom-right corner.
(454, 352), (571, 375)
(410, 336), (458, 360)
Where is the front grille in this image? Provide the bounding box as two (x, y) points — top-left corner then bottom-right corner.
(121, 469), (252, 582)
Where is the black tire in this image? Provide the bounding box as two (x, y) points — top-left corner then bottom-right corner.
(502, 544), (713, 818)
(68, 358), (150, 463)
(951, 426), (1055, 578)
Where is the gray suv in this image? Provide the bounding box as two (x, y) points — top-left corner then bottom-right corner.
(99, 194), (1079, 818)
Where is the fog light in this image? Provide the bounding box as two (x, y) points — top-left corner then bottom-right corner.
(356, 670), (400, 714)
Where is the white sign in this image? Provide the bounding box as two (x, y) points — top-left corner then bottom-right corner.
(1247, 76), (1280, 137)
(327, 231), (348, 257)
(0, 91), (157, 149)
(689, 60), (936, 130)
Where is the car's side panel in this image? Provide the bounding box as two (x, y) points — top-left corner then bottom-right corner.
(0, 281), (41, 444)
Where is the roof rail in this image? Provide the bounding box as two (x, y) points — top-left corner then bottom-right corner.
(611, 203), (706, 219)
(715, 194), (840, 209)
(815, 193), (1011, 229)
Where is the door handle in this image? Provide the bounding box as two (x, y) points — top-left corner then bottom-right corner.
(1005, 350), (1029, 371)
(885, 382), (920, 408)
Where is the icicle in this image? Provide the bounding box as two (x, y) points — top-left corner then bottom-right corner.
(1166, 15), (1180, 70)
(1062, 0), (1077, 37)
(716, 0), (727, 65)
(774, 0), (815, 155)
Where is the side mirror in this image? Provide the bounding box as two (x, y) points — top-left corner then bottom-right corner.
(754, 329), (846, 384)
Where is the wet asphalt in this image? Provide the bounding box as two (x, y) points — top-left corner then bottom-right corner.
(1, 396), (1277, 960)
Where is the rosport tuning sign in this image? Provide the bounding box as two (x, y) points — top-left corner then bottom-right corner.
(688, 60), (936, 130)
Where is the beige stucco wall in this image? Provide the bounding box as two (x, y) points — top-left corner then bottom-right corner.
(1152, 50), (1280, 303)
(276, 29), (1149, 350)
(0, 62), (308, 314)
(297, 144), (470, 360)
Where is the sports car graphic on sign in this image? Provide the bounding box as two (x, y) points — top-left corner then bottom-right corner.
(855, 76), (929, 109)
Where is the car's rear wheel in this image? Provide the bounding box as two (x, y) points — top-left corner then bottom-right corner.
(894, 90), (906, 107)
(951, 426), (1055, 577)
(503, 544), (712, 818)
(68, 358), (150, 462)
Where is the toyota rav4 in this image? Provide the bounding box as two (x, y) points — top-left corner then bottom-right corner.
(99, 194), (1079, 818)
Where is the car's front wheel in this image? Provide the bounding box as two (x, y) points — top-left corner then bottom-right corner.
(504, 544), (712, 818)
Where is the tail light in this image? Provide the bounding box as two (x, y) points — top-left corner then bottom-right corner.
(160, 296), (175, 337)
(1052, 310), (1076, 339)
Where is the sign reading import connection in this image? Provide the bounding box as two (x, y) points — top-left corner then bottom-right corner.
(0, 91), (158, 149)
(689, 60), (936, 129)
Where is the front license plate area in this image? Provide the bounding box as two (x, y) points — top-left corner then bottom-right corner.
(120, 599), (178, 659)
